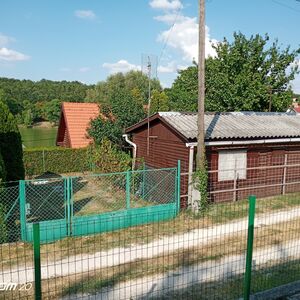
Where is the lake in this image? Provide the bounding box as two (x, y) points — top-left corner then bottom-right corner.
(19, 126), (58, 148)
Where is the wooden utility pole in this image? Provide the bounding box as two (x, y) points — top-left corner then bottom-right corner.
(196, 0), (206, 168)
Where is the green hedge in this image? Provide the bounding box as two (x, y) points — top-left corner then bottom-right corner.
(23, 147), (91, 176)
(23, 141), (133, 177)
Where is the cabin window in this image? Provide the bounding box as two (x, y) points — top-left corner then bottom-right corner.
(218, 150), (247, 181)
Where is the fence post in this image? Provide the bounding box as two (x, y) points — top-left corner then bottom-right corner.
(177, 160), (181, 213)
(33, 223), (42, 300)
(126, 171), (131, 209)
(142, 162), (146, 199)
(282, 153), (288, 195)
(66, 177), (73, 236)
(19, 180), (26, 241)
(42, 150), (45, 173)
(244, 195), (256, 300)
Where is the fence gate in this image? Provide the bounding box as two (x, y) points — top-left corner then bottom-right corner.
(20, 177), (70, 242)
(20, 165), (180, 243)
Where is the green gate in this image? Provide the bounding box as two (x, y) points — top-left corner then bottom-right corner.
(20, 163), (180, 243)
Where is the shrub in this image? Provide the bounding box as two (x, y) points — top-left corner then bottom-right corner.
(23, 141), (133, 177)
(0, 152), (6, 182)
(89, 139), (132, 173)
(23, 147), (91, 176)
(0, 101), (24, 181)
(0, 203), (7, 243)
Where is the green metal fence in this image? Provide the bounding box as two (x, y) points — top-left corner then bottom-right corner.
(1, 165), (300, 299)
(14, 165), (179, 243)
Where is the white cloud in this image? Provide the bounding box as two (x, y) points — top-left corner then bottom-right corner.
(103, 60), (140, 74)
(74, 10), (96, 20)
(79, 67), (91, 73)
(0, 33), (15, 47)
(157, 14), (218, 62)
(291, 59), (300, 68)
(0, 47), (30, 61)
(158, 61), (177, 73)
(150, 0), (183, 11)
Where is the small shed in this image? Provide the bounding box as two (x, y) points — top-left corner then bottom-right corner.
(56, 102), (99, 148)
(125, 112), (300, 206)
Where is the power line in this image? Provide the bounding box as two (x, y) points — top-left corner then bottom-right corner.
(272, 0), (300, 13)
(158, 8), (183, 66)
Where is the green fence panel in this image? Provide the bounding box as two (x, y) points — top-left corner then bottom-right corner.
(19, 180), (26, 241)
(72, 203), (177, 237)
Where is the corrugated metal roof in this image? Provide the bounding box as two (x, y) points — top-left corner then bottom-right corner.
(158, 112), (300, 140)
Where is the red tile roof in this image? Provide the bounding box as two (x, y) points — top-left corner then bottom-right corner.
(61, 102), (100, 148)
(294, 106), (300, 113)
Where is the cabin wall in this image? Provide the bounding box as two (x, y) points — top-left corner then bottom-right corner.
(132, 120), (190, 207)
(206, 143), (300, 202)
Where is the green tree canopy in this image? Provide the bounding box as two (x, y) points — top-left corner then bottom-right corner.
(168, 32), (300, 112)
(0, 101), (24, 181)
(89, 88), (146, 147)
(0, 78), (92, 122)
(150, 90), (170, 114)
(85, 70), (162, 104)
(88, 71), (163, 147)
(44, 99), (62, 124)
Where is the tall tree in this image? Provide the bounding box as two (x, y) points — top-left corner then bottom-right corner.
(89, 89), (146, 147)
(0, 101), (25, 181)
(168, 33), (300, 112)
(150, 90), (169, 114)
(44, 99), (62, 124)
(85, 71), (162, 105)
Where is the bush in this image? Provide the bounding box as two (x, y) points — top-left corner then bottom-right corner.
(0, 101), (24, 181)
(23, 147), (91, 176)
(0, 152), (6, 182)
(90, 139), (132, 173)
(0, 203), (7, 243)
(23, 141), (133, 177)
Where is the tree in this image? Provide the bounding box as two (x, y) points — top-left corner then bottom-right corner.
(0, 101), (24, 181)
(0, 77), (92, 121)
(44, 99), (62, 124)
(85, 71), (162, 105)
(168, 33), (300, 112)
(23, 109), (34, 127)
(150, 90), (169, 114)
(89, 89), (146, 147)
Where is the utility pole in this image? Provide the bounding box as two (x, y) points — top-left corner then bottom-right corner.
(196, 0), (206, 169)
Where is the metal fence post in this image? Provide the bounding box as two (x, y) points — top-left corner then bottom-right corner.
(244, 195), (256, 300)
(142, 162), (146, 199)
(42, 150), (45, 173)
(66, 177), (73, 236)
(33, 223), (42, 300)
(126, 171), (131, 209)
(282, 153), (288, 195)
(19, 180), (26, 241)
(177, 160), (181, 213)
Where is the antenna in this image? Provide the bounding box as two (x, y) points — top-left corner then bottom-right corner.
(141, 54), (158, 156)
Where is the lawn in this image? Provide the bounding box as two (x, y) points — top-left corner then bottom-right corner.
(1, 192), (300, 299)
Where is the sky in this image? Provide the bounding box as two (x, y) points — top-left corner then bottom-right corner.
(0, 0), (300, 92)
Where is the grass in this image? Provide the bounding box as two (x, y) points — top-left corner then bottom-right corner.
(1, 207), (300, 299)
(1, 192), (300, 271)
(57, 216), (300, 298)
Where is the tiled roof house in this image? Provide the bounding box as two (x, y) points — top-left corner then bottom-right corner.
(56, 102), (99, 148)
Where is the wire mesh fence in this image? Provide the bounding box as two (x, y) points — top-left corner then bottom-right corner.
(1, 163), (300, 299)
